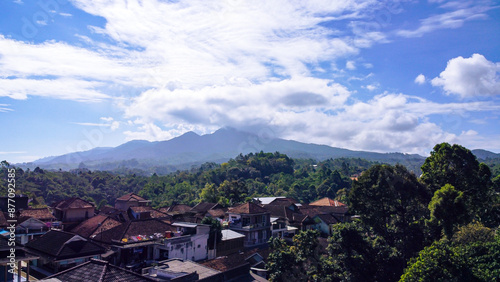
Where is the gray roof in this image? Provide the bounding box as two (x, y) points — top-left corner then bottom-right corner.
(41, 258), (155, 282)
(221, 229), (246, 241)
(254, 197), (285, 205)
(154, 259), (221, 280)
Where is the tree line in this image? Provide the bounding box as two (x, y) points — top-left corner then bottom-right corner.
(1, 152), (380, 208)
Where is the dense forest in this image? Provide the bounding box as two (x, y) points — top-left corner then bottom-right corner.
(1, 143), (500, 281)
(0, 154), (378, 208)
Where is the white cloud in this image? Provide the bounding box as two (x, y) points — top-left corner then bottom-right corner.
(396, 2), (492, 38)
(59, 12), (73, 17)
(0, 104), (13, 112)
(365, 84), (377, 91)
(414, 74), (426, 84)
(0, 78), (109, 101)
(431, 54), (500, 97)
(346, 61), (356, 70)
(75, 118), (120, 131)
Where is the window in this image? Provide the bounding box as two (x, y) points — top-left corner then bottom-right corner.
(242, 217), (250, 226)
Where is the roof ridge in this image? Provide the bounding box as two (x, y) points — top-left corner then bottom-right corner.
(98, 261), (108, 282)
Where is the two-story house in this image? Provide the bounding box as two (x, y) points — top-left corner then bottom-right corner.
(227, 202), (271, 248)
(53, 198), (95, 230)
(114, 193), (151, 211)
(156, 222), (211, 262)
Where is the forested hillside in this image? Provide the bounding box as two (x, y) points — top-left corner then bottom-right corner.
(1, 154), (377, 208)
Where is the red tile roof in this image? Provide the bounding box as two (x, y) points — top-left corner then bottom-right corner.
(159, 204), (192, 213)
(200, 248), (271, 272)
(309, 197), (346, 207)
(116, 193), (149, 202)
(71, 214), (122, 238)
(129, 206), (170, 219)
(54, 198), (95, 210)
(228, 202), (268, 214)
(18, 208), (56, 222)
(96, 218), (176, 244)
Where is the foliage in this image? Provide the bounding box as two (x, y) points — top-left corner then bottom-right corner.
(267, 230), (329, 282)
(400, 237), (500, 282)
(201, 217), (222, 249)
(420, 143), (493, 218)
(327, 221), (404, 282)
(428, 184), (467, 240)
(349, 164), (429, 259)
(451, 221), (495, 245)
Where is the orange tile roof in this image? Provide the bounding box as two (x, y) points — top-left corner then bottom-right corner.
(116, 193), (148, 202)
(54, 198), (95, 210)
(309, 197), (346, 207)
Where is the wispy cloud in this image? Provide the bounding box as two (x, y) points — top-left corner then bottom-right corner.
(397, 1), (493, 38)
(0, 104), (13, 112)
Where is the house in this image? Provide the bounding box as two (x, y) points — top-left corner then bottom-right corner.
(217, 229), (245, 257)
(200, 248), (271, 281)
(115, 193), (151, 211)
(128, 206), (171, 220)
(25, 230), (107, 274)
(254, 197), (297, 206)
(262, 203), (313, 234)
(52, 198), (95, 230)
(98, 206), (131, 222)
(308, 197), (349, 222)
(14, 217), (50, 245)
(156, 222), (211, 262)
(159, 204), (192, 214)
(312, 214), (340, 236)
(190, 202), (226, 222)
(70, 214), (122, 239)
(40, 258), (156, 282)
(91, 218), (176, 268)
(18, 208), (57, 224)
(142, 258), (223, 281)
(227, 202), (271, 248)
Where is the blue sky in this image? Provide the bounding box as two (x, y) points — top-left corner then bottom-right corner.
(1, 0), (500, 164)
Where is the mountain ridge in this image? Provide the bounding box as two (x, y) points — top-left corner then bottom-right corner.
(20, 128), (498, 174)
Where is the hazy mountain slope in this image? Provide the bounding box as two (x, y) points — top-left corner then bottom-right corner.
(24, 127), (496, 174)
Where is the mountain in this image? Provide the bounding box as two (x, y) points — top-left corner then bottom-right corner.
(471, 149), (500, 160)
(22, 127), (429, 173)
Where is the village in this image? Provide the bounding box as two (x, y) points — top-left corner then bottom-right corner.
(0, 193), (349, 281)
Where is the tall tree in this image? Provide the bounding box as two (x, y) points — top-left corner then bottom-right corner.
(349, 164), (429, 258)
(420, 143), (492, 218)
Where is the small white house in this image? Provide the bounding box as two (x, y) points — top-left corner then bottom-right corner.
(156, 222), (210, 262)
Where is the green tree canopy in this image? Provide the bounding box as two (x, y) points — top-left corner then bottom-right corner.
(349, 164), (429, 258)
(428, 184), (468, 240)
(420, 143), (492, 218)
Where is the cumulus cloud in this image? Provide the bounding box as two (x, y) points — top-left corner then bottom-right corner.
(414, 74), (426, 84)
(431, 54), (500, 97)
